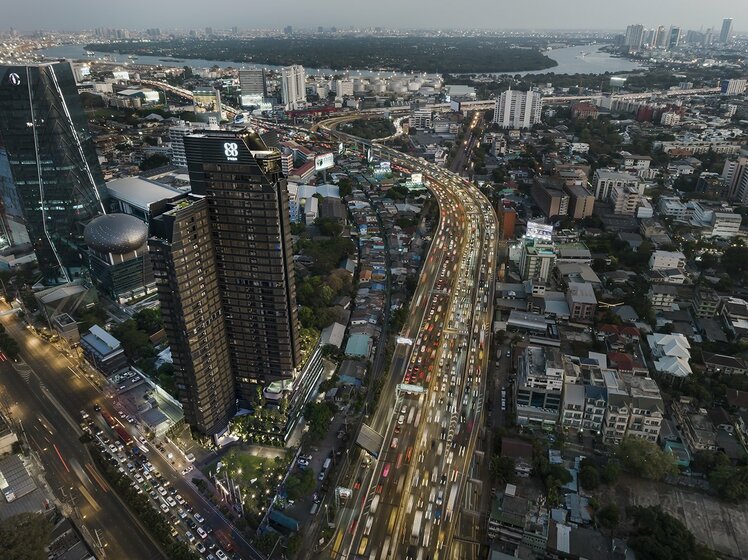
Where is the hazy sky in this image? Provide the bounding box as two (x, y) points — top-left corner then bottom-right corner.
(5, 0), (746, 32)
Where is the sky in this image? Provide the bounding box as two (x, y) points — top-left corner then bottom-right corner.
(4, 0), (747, 33)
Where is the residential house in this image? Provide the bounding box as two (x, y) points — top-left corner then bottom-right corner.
(648, 284), (677, 311)
(721, 297), (748, 339)
(702, 352), (748, 376)
(647, 333), (692, 379)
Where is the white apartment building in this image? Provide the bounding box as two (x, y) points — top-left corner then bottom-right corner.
(602, 371), (664, 445)
(610, 185), (640, 216)
(333, 79), (354, 99)
(591, 169), (640, 201)
(281, 64), (306, 110)
(168, 120), (194, 168)
(721, 79), (747, 96)
(410, 107), (433, 131)
(689, 200), (742, 238)
(493, 90), (542, 129)
(660, 111), (681, 126)
(649, 250), (686, 271)
(515, 346), (565, 428)
(657, 196), (690, 220)
(722, 156), (748, 203)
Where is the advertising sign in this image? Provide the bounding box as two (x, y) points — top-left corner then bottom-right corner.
(315, 153), (334, 171)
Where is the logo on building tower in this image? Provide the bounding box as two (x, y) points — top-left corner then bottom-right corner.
(223, 142), (239, 161)
(8, 73), (21, 86)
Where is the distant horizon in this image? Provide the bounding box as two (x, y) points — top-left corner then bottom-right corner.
(3, 0), (745, 36)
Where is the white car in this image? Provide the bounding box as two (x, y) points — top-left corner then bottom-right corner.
(197, 526), (207, 539)
(185, 531), (195, 543)
(159, 503), (169, 513)
(194, 513), (205, 524)
(158, 487), (168, 496)
(216, 551), (227, 560)
(166, 496), (177, 507)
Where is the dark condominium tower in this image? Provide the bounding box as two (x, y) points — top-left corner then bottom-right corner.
(0, 62), (106, 282)
(149, 129), (301, 435)
(149, 196), (236, 435)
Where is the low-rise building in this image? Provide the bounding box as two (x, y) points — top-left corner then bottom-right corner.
(692, 288), (721, 319)
(649, 250), (686, 271)
(702, 352), (748, 376)
(566, 282), (597, 323)
(80, 325), (128, 376)
(721, 297), (748, 339)
(672, 401), (718, 454)
(658, 196), (690, 220)
(610, 185), (641, 216)
(602, 371), (664, 444)
(515, 346), (565, 428)
(591, 169), (640, 201)
(648, 284), (677, 311)
(647, 333), (692, 379)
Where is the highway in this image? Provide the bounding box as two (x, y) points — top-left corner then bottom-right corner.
(314, 114), (498, 560)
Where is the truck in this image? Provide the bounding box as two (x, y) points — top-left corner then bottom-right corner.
(411, 510), (423, 545)
(445, 483), (458, 521)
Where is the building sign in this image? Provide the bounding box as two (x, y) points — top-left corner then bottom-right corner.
(525, 221), (553, 242)
(8, 73), (21, 86)
(315, 152), (334, 171)
(224, 142), (239, 161)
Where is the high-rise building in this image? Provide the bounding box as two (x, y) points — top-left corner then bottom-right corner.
(281, 65), (306, 111)
(150, 129), (302, 435)
(667, 26), (682, 50)
(720, 18), (733, 43)
(149, 196), (235, 435)
(654, 25), (667, 48)
(722, 156), (748, 203)
(168, 120), (194, 168)
(0, 62), (106, 282)
(624, 24), (645, 48)
(493, 89), (542, 129)
(239, 69), (267, 107)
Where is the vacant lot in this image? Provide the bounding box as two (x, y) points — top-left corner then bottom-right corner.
(618, 476), (748, 558)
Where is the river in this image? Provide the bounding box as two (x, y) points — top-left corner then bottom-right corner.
(38, 43), (642, 78)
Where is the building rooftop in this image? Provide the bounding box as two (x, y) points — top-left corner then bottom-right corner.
(106, 176), (185, 212)
(81, 325), (121, 356)
(567, 282), (597, 305)
(84, 213), (148, 254)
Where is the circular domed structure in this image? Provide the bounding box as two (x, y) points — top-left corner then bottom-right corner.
(84, 213), (148, 254)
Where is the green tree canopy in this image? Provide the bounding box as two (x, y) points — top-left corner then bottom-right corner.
(615, 437), (677, 480)
(627, 506), (718, 560)
(0, 513), (53, 560)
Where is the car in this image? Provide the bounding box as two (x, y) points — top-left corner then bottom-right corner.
(176, 494), (186, 505)
(158, 487), (168, 496)
(375, 483), (383, 494)
(197, 527), (208, 539)
(126, 415), (136, 423)
(160, 503), (169, 513)
(166, 496), (177, 507)
(185, 531), (195, 543)
(506, 351), (511, 358)
(138, 435), (148, 446)
(186, 519), (196, 530)
(196, 542), (206, 554)
(93, 404), (101, 412)
(353, 478), (362, 490)
(216, 551), (227, 560)
(194, 513), (205, 524)
(390, 438), (399, 449)
(382, 464), (391, 478)
(135, 474), (144, 483)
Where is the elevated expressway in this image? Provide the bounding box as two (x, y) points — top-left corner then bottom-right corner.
(315, 114), (498, 560)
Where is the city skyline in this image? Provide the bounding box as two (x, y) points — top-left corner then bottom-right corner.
(3, 0), (746, 33)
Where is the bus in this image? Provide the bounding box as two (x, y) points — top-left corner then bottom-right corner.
(114, 425), (134, 447)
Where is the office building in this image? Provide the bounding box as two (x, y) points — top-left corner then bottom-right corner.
(591, 169), (640, 201)
(624, 24), (645, 49)
(563, 184), (595, 219)
(149, 196), (235, 435)
(169, 120), (194, 168)
(239, 69), (267, 107)
(531, 177), (568, 218)
(281, 65), (306, 110)
(566, 282), (597, 323)
(150, 129), (302, 436)
(720, 18), (733, 43)
(649, 250), (686, 271)
(692, 288), (721, 319)
(0, 62), (107, 282)
(493, 90), (542, 129)
(410, 107), (433, 130)
(84, 213), (155, 304)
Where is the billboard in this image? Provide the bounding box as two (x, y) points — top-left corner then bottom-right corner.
(112, 70), (129, 81)
(525, 221), (553, 242)
(411, 173), (423, 185)
(315, 153), (334, 171)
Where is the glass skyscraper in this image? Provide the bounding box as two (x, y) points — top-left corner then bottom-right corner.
(0, 62), (106, 282)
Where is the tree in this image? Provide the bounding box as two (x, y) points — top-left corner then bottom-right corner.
(0, 513), (53, 560)
(627, 506), (718, 560)
(286, 467), (316, 500)
(134, 308), (163, 335)
(490, 455), (516, 484)
(304, 401), (336, 442)
(139, 153), (169, 171)
(600, 462), (620, 485)
(615, 437), (677, 480)
(709, 465), (748, 502)
(596, 504), (619, 531)
(579, 464), (600, 491)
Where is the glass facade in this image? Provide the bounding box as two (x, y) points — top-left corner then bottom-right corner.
(0, 62), (106, 282)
